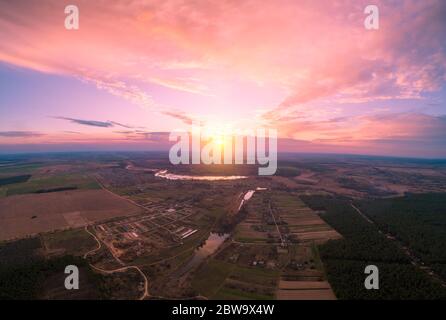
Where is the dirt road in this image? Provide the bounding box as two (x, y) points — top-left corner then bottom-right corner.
(350, 202), (446, 288)
(83, 225), (150, 300)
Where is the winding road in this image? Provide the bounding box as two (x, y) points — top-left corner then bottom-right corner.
(83, 225), (150, 300)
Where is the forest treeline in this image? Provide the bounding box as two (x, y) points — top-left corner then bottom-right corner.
(301, 195), (446, 299)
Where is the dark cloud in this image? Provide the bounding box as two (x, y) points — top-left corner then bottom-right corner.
(54, 117), (113, 128)
(161, 110), (194, 125)
(136, 131), (170, 141)
(113, 130), (171, 142)
(0, 131), (44, 137)
(54, 117), (141, 129)
(109, 121), (140, 129)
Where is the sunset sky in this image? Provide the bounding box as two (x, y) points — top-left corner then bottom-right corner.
(0, 0), (445, 157)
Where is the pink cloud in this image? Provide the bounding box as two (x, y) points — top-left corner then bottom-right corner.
(1, 1), (444, 109)
(0, 0), (445, 156)
(268, 111), (446, 149)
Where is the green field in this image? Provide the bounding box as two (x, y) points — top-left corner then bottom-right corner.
(275, 166), (301, 177)
(0, 174), (31, 186)
(192, 259), (279, 299)
(230, 265), (279, 287)
(192, 259), (236, 297)
(0, 163), (43, 175)
(213, 286), (273, 300)
(42, 228), (97, 256)
(6, 174), (100, 196)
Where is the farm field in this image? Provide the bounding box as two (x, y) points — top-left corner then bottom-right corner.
(1, 153), (446, 300)
(192, 258), (280, 300)
(3, 0), (446, 303)
(276, 280), (335, 300)
(41, 228), (98, 257)
(0, 189), (142, 241)
(5, 174), (100, 196)
(0, 174), (31, 186)
(191, 191), (339, 300)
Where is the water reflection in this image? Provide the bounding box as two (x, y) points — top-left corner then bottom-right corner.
(175, 233), (229, 276)
(155, 169), (247, 181)
(238, 190), (255, 210)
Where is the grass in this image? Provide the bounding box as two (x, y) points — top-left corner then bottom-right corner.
(192, 258), (280, 299)
(310, 242), (324, 271)
(0, 174), (32, 186)
(275, 166), (301, 177)
(213, 286), (274, 300)
(271, 192), (305, 208)
(166, 250), (195, 270)
(192, 259), (236, 297)
(0, 163), (43, 175)
(233, 237), (268, 243)
(134, 229), (210, 265)
(6, 174), (100, 196)
(41, 228), (97, 256)
(230, 265), (280, 287)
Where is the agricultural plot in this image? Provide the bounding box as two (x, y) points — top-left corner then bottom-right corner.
(0, 189), (142, 241)
(276, 280), (335, 300)
(271, 193), (341, 244)
(41, 228), (98, 257)
(219, 191), (339, 300)
(234, 193), (279, 243)
(6, 174), (99, 196)
(235, 191), (340, 245)
(0, 174), (31, 186)
(192, 258), (279, 300)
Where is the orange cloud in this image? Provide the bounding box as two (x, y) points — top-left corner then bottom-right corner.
(1, 0), (444, 110)
(1, 0), (445, 156)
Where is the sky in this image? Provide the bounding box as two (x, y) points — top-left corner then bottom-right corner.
(0, 0), (445, 157)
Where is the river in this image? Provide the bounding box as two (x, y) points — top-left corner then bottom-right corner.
(174, 189), (266, 276)
(174, 232), (230, 276)
(155, 169), (247, 181)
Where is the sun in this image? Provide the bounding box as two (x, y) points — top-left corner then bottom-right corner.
(202, 125), (228, 148)
(213, 136), (225, 147)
